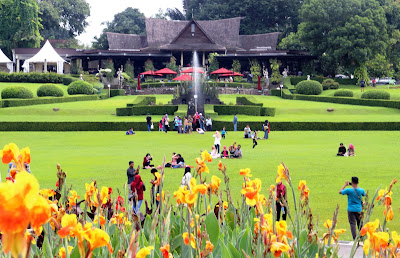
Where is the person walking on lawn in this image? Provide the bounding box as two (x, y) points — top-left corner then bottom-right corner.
(233, 114), (238, 131)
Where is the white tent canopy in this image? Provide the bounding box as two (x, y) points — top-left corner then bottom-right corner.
(0, 49), (13, 73)
(22, 40), (65, 74)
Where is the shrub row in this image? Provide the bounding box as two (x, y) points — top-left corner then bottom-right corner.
(67, 81), (93, 95)
(116, 105), (178, 116)
(293, 94), (400, 109)
(236, 96), (263, 106)
(0, 72), (64, 83)
(296, 80), (323, 95)
(204, 104), (218, 119)
(139, 82), (180, 88)
(37, 85), (64, 97)
(1, 86), (34, 99)
(361, 90), (390, 100)
(62, 77), (78, 85)
(1, 121), (399, 131)
(322, 79), (339, 90)
(1, 95), (99, 108)
(290, 76), (357, 86)
(334, 90), (354, 97)
(127, 96), (157, 106)
(212, 82), (253, 89)
(213, 105), (275, 116)
(110, 89), (125, 97)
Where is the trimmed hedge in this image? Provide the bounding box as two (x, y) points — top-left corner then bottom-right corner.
(67, 81), (93, 95)
(204, 104), (218, 118)
(1, 95), (99, 108)
(131, 105), (178, 116)
(174, 105), (188, 117)
(62, 77), (78, 85)
(361, 90), (390, 100)
(140, 82), (180, 88)
(290, 76), (357, 86)
(322, 79), (339, 90)
(292, 94), (400, 109)
(334, 90), (353, 97)
(110, 89), (125, 97)
(128, 96), (157, 106)
(1, 86), (34, 99)
(214, 105), (261, 116)
(116, 107), (133, 116)
(213, 82), (253, 89)
(0, 72), (64, 83)
(282, 89), (294, 99)
(37, 84), (64, 97)
(236, 96), (263, 106)
(296, 80), (323, 95)
(270, 89), (281, 97)
(1, 121), (398, 131)
(260, 107), (276, 116)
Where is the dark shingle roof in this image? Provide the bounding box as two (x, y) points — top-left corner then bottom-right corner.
(197, 17), (242, 49)
(239, 32), (280, 51)
(145, 18), (188, 48)
(107, 32), (147, 50)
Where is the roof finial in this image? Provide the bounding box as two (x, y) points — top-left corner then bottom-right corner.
(192, 9), (194, 19)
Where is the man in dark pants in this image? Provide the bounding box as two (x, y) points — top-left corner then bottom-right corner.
(339, 177), (365, 240)
(146, 114), (152, 132)
(337, 143), (347, 156)
(127, 161), (136, 186)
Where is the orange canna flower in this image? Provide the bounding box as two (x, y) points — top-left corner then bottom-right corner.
(206, 240), (214, 253)
(276, 164), (289, 183)
(384, 195), (392, 206)
(30, 195), (51, 235)
(100, 186), (109, 205)
(0, 143), (31, 178)
(85, 227), (113, 255)
(160, 244), (172, 258)
(153, 172), (161, 186)
(85, 182), (98, 208)
(59, 246), (73, 258)
(270, 241), (290, 257)
(323, 219), (332, 230)
(241, 178), (262, 206)
(218, 161), (223, 171)
(157, 190), (165, 202)
(39, 189), (56, 198)
(68, 190), (80, 209)
(195, 158), (210, 174)
(185, 192), (198, 207)
(182, 232), (196, 248)
(210, 176), (221, 194)
(360, 219), (380, 236)
(136, 246), (154, 258)
(384, 206), (394, 221)
(94, 214), (106, 227)
(376, 188), (392, 201)
(298, 180), (306, 191)
(0, 143), (19, 164)
(239, 168), (252, 178)
(201, 150), (212, 162)
(333, 229), (346, 243)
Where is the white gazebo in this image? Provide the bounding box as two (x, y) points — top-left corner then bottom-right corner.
(22, 40), (65, 74)
(0, 49), (13, 73)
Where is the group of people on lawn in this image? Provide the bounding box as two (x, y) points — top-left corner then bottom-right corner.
(337, 143), (355, 156)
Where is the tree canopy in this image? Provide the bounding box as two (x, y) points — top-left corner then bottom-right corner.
(92, 7), (146, 50)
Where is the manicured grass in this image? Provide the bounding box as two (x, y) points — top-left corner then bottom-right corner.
(0, 95), (173, 122)
(0, 131), (398, 240)
(321, 84), (400, 100)
(0, 82), (69, 99)
(218, 95), (400, 122)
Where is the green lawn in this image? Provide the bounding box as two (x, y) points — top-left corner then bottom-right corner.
(218, 95), (400, 122)
(0, 82), (69, 99)
(0, 95), (173, 122)
(0, 131), (398, 240)
(321, 84), (400, 100)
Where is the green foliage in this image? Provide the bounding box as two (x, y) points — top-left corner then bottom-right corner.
(208, 53), (219, 75)
(270, 59), (282, 85)
(166, 57), (179, 73)
(62, 77), (78, 85)
(0, 72), (64, 83)
(366, 54), (394, 78)
(38, 0), (90, 39)
(70, 59), (81, 75)
(0, 0), (42, 56)
(278, 32), (307, 51)
(92, 83), (103, 94)
(110, 89), (125, 97)
(116, 107), (133, 116)
(144, 59), (155, 72)
(322, 79), (340, 90)
(139, 82), (180, 88)
(131, 105), (178, 115)
(249, 59), (261, 77)
(104, 60), (115, 82)
(92, 7), (146, 49)
(214, 105), (262, 116)
(334, 90), (354, 97)
(361, 90), (391, 99)
(296, 80), (323, 95)
(37, 84), (64, 97)
(290, 76), (357, 86)
(174, 105), (188, 117)
(260, 107), (276, 116)
(1, 86), (33, 99)
(130, 96), (156, 106)
(124, 61), (135, 78)
(67, 81), (93, 95)
(1, 95), (98, 108)
(354, 64), (370, 86)
(236, 96), (263, 107)
(231, 59), (241, 80)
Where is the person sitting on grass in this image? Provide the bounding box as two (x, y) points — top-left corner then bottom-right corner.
(345, 144), (355, 157)
(221, 145), (229, 159)
(172, 154), (185, 168)
(210, 146), (221, 159)
(126, 128), (135, 135)
(143, 153), (154, 168)
(231, 145), (242, 158)
(244, 125), (251, 138)
(337, 143), (346, 156)
(229, 142), (237, 155)
(196, 128), (205, 134)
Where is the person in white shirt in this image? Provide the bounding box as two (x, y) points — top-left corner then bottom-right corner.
(206, 116), (212, 131)
(181, 167), (192, 189)
(210, 146), (221, 159)
(213, 131), (221, 153)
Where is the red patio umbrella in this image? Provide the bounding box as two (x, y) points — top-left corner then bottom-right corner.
(210, 67), (234, 75)
(140, 70), (157, 76)
(137, 75), (141, 90)
(257, 76), (262, 90)
(181, 67), (205, 74)
(173, 74), (192, 81)
(154, 68), (177, 75)
(219, 72), (244, 77)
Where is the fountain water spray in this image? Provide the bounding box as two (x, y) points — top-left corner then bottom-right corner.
(192, 51), (200, 113)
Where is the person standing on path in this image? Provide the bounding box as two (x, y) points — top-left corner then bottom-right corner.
(233, 114), (238, 131)
(213, 131), (221, 153)
(360, 79), (366, 92)
(200, 113), (205, 130)
(146, 114), (152, 132)
(339, 177), (365, 240)
(263, 120), (270, 139)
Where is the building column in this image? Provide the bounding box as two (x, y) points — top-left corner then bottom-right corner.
(202, 52), (205, 67)
(16, 58), (20, 72)
(180, 51), (183, 67)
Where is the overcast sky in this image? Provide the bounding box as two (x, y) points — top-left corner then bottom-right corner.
(77, 0), (183, 46)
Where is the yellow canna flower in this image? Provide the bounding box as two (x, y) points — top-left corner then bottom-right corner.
(201, 150), (212, 162)
(241, 178), (262, 206)
(206, 240), (214, 253)
(136, 246), (154, 258)
(276, 164), (289, 183)
(384, 206), (394, 221)
(298, 180), (307, 190)
(239, 168), (252, 178)
(94, 214), (106, 227)
(270, 241), (290, 257)
(100, 186), (109, 205)
(157, 190), (165, 202)
(39, 189), (56, 198)
(323, 219), (332, 229)
(210, 176), (221, 194)
(182, 232), (196, 249)
(360, 219), (380, 236)
(84, 227), (113, 255)
(184, 192), (198, 207)
(58, 246), (73, 258)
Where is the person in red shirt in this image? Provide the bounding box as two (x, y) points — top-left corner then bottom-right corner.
(276, 180), (287, 221)
(131, 175), (145, 214)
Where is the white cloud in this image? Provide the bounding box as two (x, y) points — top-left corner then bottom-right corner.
(77, 0), (183, 46)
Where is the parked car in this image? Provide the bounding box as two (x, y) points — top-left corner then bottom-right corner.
(376, 77), (396, 85)
(335, 74), (350, 79)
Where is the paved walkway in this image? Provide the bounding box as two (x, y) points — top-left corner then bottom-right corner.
(338, 241), (363, 258)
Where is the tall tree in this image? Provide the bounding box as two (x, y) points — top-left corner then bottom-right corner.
(38, 0), (90, 39)
(0, 0), (42, 56)
(92, 8), (146, 49)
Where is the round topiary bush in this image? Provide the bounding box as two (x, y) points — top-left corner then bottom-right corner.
(37, 84), (64, 97)
(334, 90), (354, 97)
(361, 90), (390, 100)
(296, 80), (323, 95)
(67, 81), (93, 95)
(1, 86), (34, 99)
(322, 79), (340, 90)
